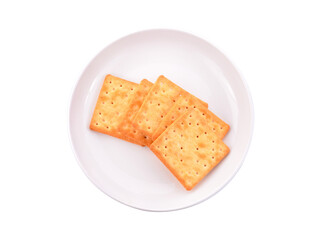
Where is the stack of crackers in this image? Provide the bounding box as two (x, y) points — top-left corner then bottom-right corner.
(90, 75), (230, 190)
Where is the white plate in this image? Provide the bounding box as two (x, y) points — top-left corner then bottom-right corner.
(69, 29), (254, 211)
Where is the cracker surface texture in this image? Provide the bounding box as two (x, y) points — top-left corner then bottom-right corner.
(150, 108), (230, 190)
(119, 79), (154, 146)
(133, 75), (207, 139)
(89, 75), (139, 144)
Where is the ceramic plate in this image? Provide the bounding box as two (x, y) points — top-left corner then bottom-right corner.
(69, 29), (254, 211)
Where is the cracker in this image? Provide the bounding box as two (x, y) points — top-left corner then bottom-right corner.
(89, 74), (140, 144)
(153, 96), (229, 141)
(152, 94), (204, 141)
(133, 75), (207, 138)
(119, 79), (154, 146)
(150, 108), (230, 190)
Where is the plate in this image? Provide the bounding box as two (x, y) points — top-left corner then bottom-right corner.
(69, 29), (254, 211)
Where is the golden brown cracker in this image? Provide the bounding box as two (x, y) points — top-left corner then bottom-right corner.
(133, 75), (206, 138)
(150, 108), (230, 190)
(152, 94), (204, 141)
(153, 96), (229, 141)
(119, 79), (154, 146)
(89, 75), (140, 144)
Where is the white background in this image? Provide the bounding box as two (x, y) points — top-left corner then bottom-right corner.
(0, 0), (322, 239)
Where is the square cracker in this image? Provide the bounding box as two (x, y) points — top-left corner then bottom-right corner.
(89, 74), (140, 144)
(150, 108), (230, 190)
(132, 75), (207, 138)
(119, 79), (154, 146)
(153, 96), (230, 141)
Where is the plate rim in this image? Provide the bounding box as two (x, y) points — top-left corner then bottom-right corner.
(68, 28), (254, 212)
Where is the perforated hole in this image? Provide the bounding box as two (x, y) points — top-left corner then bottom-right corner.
(196, 135), (199, 138)
(105, 91), (108, 94)
(181, 122), (184, 125)
(131, 88), (134, 91)
(155, 91), (157, 94)
(212, 156), (215, 159)
(180, 134), (183, 137)
(180, 159), (183, 162)
(164, 154), (167, 157)
(197, 123), (199, 126)
(193, 105), (196, 108)
(212, 148), (215, 151)
(164, 125), (168, 129)
(180, 147), (183, 150)
(139, 121), (142, 123)
(173, 130), (176, 133)
(205, 132), (207, 134)
(133, 130), (137, 133)
(160, 115), (163, 118)
(148, 126), (151, 129)
(111, 101), (114, 104)
(112, 88), (115, 91)
(220, 148), (223, 151)
(196, 160), (199, 163)
(202, 113), (205, 116)
(196, 148), (199, 150)
(220, 127), (223, 129)
(178, 107), (181, 110)
(157, 103), (160, 106)
(185, 106), (188, 109)
(102, 102), (105, 104)
(150, 101), (152, 104)
(204, 164), (207, 167)
(99, 112), (101, 115)
(212, 140), (215, 143)
(189, 115), (192, 118)
(106, 126), (109, 129)
(144, 136), (147, 139)
(95, 123), (98, 125)
(213, 128), (215, 131)
(120, 84), (122, 87)
(172, 99), (175, 102)
(189, 123), (191, 125)
(172, 116), (175, 120)
(165, 146), (167, 149)
(109, 81), (112, 84)
(196, 172), (199, 175)
(146, 119), (149, 122)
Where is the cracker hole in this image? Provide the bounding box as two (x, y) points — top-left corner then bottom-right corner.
(102, 102), (105, 104)
(102, 119), (105, 122)
(155, 91), (157, 94)
(196, 172), (199, 175)
(165, 125), (168, 129)
(196, 148), (199, 150)
(109, 81), (112, 84)
(133, 130), (136, 133)
(146, 119), (149, 122)
(165, 137), (168, 140)
(197, 123), (199, 126)
(164, 154), (167, 157)
(180, 147), (183, 150)
(213, 128), (215, 131)
(131, 88), (134, 91)
(105, 91), (108, 94)
(150, 101), (152, 104)
(212, 148), (215, 151)
(111, 101), (114, 104)
(99, 112), (101, 115)
(220, 127), (223, 130)
(189, 115), (192, 118)
(148, 126), (151, 129)
(178, 107), (181, 110)
(173, 130), (176, 133)
(189, 123), (191, 125)
(204, 164), (207, 167)
(212, 156), (215, 160)
(212, 140), (215, 143)
(181, 122), (184, 125)
(95, 123), (98, 125)
(202, 113), (205, 116)
(157, 103), (160, 106)
(220, 148), (223, 151)
(112, 88), (115, 90)
(157, 146), (160, 148)
(180, 159), (183, 162)
(172, 99), (175, 102)
(161, 115), (163, 118)
(165, 146), (167, 148)
(193, 106), (196, 108)
(162, 90), (165, 93)
(205, 132), (207, 134)
(185, 106), (188, 109)
(196, 160), (199, 163)
(196, 136), (199, 138)
(120, 84), (122, 87)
